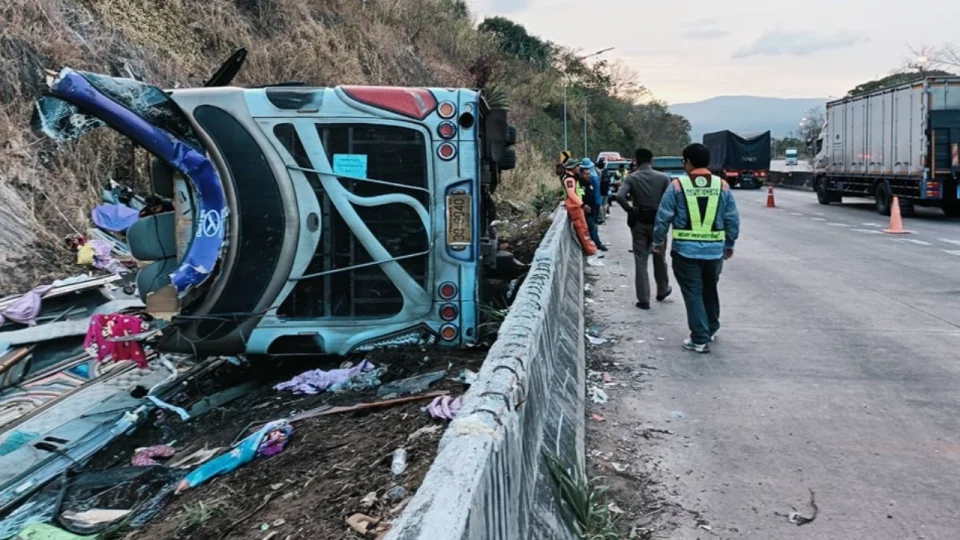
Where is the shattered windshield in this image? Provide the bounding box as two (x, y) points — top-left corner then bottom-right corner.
(33, 71), (201, 149)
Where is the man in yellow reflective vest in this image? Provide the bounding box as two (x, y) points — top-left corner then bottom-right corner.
(652, 143), (740, 354)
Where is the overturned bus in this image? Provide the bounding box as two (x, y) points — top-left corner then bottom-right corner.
(34, 53), (518, 357)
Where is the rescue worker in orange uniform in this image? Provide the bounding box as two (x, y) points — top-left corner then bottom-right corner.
(561, 159), (598, 256)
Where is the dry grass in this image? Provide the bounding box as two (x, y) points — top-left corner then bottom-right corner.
(0, 0), (550, 294)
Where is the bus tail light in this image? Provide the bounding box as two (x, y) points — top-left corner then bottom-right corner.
(438, 121), (457, 140)
(440, 324), (459, 341)
(439, 281), (458, 299)
(438, 143), (457, 160)
(440, 304), (458, 321)
(438, 101), (456, 119)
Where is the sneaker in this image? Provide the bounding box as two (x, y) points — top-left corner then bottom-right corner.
(656, 287), (673, 302)
(598, 245), (609, 252)
(710, 332), (718, 343)
(683, 339), (711, 354)
(636, 302), (650, 310)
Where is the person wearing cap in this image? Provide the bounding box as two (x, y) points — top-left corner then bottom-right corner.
(652, 143), (740, 354)
(561, 159), (597, 256)
(579, 158), (607, 251)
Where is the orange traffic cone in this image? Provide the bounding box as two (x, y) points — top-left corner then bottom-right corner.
(765, 185), (776, 208)
(883, 196), (911, 234)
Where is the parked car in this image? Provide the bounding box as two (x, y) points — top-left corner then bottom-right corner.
(652, 156), (685, 179)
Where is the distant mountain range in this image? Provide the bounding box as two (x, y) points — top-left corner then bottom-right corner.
(669, 96), (828, 141)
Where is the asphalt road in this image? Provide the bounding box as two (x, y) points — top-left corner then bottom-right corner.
(586, 188), (960, 539)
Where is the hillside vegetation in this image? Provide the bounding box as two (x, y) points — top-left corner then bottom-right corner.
(0, 0), (690, 294)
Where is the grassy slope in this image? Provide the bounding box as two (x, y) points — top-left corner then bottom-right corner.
(0, 0), (587, 294)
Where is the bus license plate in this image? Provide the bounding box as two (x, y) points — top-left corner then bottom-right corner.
(446, 192), (472, 251)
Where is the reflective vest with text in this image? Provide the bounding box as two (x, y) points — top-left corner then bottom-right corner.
(672, 175), (725, 242)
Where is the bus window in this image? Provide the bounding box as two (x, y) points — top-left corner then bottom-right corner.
(274, 123), (430, 319)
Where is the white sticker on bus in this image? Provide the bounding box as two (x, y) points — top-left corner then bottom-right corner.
(333, 154), (368, 179)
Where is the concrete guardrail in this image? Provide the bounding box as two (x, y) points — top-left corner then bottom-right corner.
(387, 207), (585, 540)
(768, 170), (814, 191)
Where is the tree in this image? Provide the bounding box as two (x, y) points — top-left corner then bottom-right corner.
(847, 71), (953, 97)
(797, 107), (825, 156)
(478, 17), (553, 69)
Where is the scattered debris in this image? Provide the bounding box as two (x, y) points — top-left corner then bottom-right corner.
(602, 373), (613, 384)
(611, 463), (628, 473)
(591, 414), (605, 422)
(458, 369), (479, 386)
(175, 420), (293, 494)
(360, 492), (378, 509)
(590, 386), (609, 404)
(166, 446), (221, 470)
(786, 490), (819, 526)
(378, 370), (446, 397)
(346, 513), (379, 535)
(670, 411), (686, 419)
(273, 360), (378, 395)
(391, 448), (408, 477)
(131, 444), (176, 466)
(424, 395), (462, 420)
(407, 425), (443, 442)
(586, 334), (609, 346)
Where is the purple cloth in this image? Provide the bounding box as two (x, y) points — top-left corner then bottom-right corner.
(0, 285), (54, 326)
(424, 395), (463, 421)
(257, 424), (293, 457)
(274, 360), (376, 395)
(92, 203), (140, 232)
(89, 239), (130, 275)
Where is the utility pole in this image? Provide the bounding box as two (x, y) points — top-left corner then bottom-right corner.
(583, 94), (588, 158)
(564, 47), (614, 154)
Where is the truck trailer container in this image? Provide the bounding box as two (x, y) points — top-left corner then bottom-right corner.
(702, 130), (771, 189)
(813, 76), (960, 216)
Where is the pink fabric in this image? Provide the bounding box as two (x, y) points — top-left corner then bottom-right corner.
(84, 313), (150, 368)
(0, 285), (54, 326)
(424, 396), (463, 420)
(89, 239), (130, 275)
(132, 445), (176, 466)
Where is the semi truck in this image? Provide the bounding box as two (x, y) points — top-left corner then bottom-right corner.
(702, 130), (771, 189)
(785, 148), (799, 166)
(813, 76), (960, 216)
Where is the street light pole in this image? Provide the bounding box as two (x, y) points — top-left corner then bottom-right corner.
(563, 47), (614, 154)
(583, 94), (588, 158)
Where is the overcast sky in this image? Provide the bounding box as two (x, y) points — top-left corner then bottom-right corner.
(467, 0), (958, 104)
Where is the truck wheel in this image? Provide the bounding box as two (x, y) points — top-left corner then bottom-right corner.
(874, 182), (891, 216)
(816, 180), (831, 205)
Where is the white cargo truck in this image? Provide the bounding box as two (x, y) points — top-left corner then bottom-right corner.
(813, 76), (960, 215)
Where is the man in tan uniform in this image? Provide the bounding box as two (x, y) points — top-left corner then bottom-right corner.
(615, 148), (672, 309)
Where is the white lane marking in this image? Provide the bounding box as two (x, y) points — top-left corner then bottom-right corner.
(790, 212), (804, 216)
(814, 212), (825, 216)
(827, 222), (851, 227)
(811, 217), (827, 221)
(940, 239), (960, 246)
(945, 250), (960, 256)
(862, 222), (883, 228)
(903, 238), (932, 246)
(852, 229), (883, 234)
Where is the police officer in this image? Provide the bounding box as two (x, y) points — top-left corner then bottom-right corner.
(652, 143), (740, 354)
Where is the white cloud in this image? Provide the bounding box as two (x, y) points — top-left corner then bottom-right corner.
(733, 30), (865, 59)
(682, 28), (732, 41)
